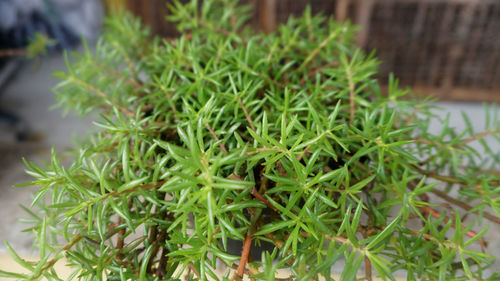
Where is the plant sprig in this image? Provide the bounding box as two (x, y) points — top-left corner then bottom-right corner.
(4, 0), (500, 280)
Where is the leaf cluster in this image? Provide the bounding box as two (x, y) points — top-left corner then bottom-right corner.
(3, 0), (500, 280)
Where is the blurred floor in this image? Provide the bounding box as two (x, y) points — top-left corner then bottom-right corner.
(0, 51), (498, 275)
(0, 52), (93, 257)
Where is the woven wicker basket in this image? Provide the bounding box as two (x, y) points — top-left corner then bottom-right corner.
(124, 0), (500, 102)
(364, 0), (500, 101)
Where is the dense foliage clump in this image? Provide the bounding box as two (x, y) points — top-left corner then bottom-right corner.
(3, 0), (500, 280)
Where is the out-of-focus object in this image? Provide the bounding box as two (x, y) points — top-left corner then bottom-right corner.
(0, 32), (54, 86)
(0, 0), (104, 86)
(123, 0), (177, 36)
(125, 0), (500, 102)
(363, 0), (500, 102)
(0, 0), (104, 142)
(104, 0), (126, 12)
(0, 0), (104, 50)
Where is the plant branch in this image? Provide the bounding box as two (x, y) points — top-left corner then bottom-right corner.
(412, 165), (500, 186)
(413, 129), (500, 149)
(29, 234), (82, 280)
(298, 31), (338, 70)
(420, 206), (488, 246)
(364, 256), (373, 281)
(459, 129), (500, 146)
(296, 145), (311, 162)
(250, 187), (278, 212)
(233, 207), (262, 280)
(236, 97), (256, 131)
(205, 122), (227, 152)
(430, 189), (500, 225)
(91, 61), (142, 89)
(235, 234), (252, 279)
(68, 76), (135, 117)
(111, 40), (138, 81)
(346, 65), (355, 120)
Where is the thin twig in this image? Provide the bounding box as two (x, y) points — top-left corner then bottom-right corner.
(68, 76), (134, 117)
(235, 234), (252, 279)
(298, 31), (338, 70)
(301, 232), (353, 249)
(233, 204), (262, 280)
(430, 189), (500, 225)
(111, 41), (138, 81)
(413, 165), (500, 186)
(412, 129), (500, 149)
(236, 97), (256, 131)
(403, 103), (426, 126)
(246, 147), (284, 154)
(346, 65), (355, 120)
(296, 145), (311, 162)
(205, 122), (227, 152)
(30, 234), (82, 280)
(250, 187), (278, 212)
(420, 206), (488, 247)
(91, 61), (142, 89)
(364, 256), (373, 281)
(459, 129), (500, 146)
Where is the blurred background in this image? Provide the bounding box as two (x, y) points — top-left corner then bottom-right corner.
(123, 0), (500, 101)
(0, 0), (499, 272)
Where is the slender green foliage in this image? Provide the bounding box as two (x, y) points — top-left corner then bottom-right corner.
(6, 0), (500, 280)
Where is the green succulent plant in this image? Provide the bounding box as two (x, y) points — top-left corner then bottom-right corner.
(2, 0), (500, 280)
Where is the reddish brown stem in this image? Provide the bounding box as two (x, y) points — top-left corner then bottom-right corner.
(296, 145), (311, 162)
(68, 76), (134, 117)
(460, 129), (500, 146)
(205, 122), (227, 152)
(236, 97), (256, 131)
(91, 61), (142, 89)
(364, 256), (373, 281)
(420, 206), (488, 247)
(228, 173), (279, 212)
(430, 189), (500, 225)
(250, 187), (278, 212)
(31, 234), (82, 280)
(236, 234), (252, 278)
(412, 165), (500, 186)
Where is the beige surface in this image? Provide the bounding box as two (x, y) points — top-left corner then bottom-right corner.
(0, 254), (407, 281)
(0, 255), (72, 281)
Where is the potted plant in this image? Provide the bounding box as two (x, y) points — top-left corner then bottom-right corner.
(2, 0), (499, 280)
